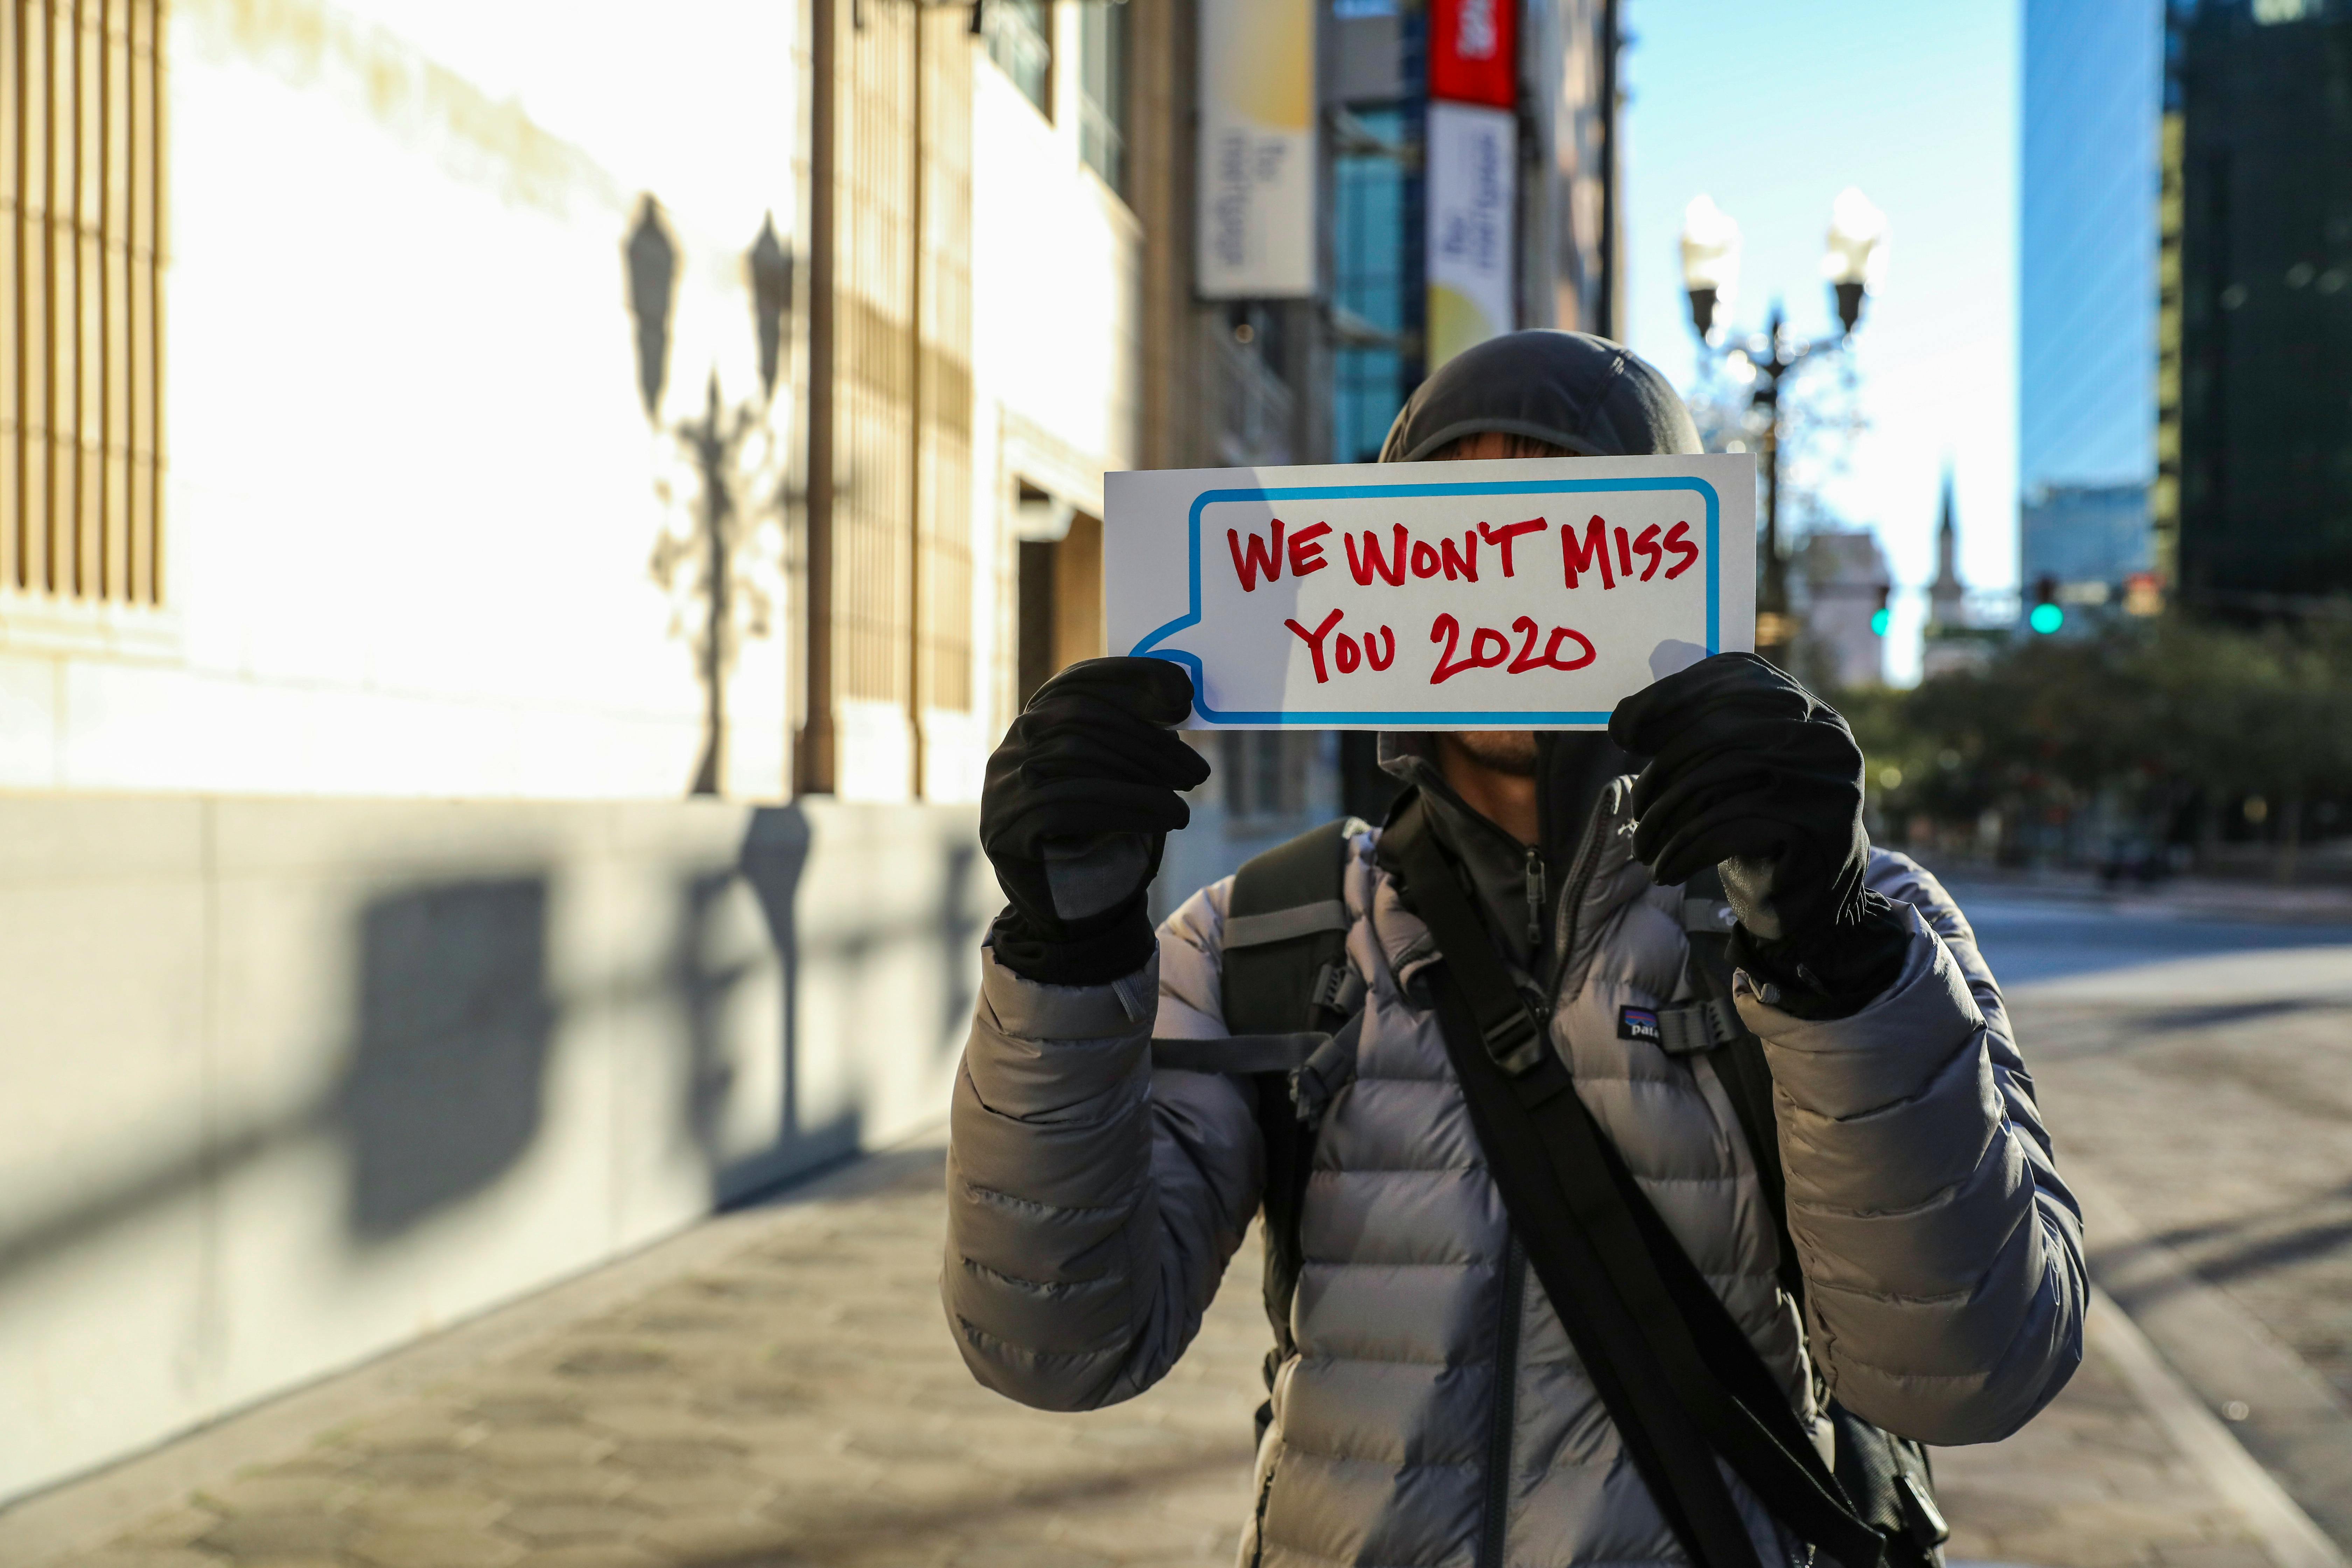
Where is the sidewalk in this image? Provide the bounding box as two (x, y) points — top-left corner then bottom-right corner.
(0, 1139), (2333, 1568)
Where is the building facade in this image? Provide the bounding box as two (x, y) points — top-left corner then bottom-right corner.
(2017, 0), (2162, 607)
(2166, 0), (2352, 610)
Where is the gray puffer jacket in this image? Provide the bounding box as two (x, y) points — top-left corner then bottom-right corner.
(944, 783), (2085, 1568)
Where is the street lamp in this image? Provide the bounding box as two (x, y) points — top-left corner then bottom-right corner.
(1680, 187), (1888, 666)
(1822, 186), (1889, 335)
(1678, 194), (1742, 345)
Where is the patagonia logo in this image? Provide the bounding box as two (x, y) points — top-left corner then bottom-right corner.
(1618, 1006), (1663, 1044)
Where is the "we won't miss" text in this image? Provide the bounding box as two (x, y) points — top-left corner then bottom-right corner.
(1224, 515), (1699, 686)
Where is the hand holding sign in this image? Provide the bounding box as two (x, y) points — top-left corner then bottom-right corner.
(1106, 454), (1756, 728)
(980, 657), (1211, 985)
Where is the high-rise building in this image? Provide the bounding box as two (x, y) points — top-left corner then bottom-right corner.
(2018, 0), (2162, 603)
(2165, 0), (2352, 609)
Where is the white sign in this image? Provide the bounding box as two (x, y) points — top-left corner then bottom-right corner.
(1196, 0), (1316, 299)
(1105, 455), (1756, 729)
(1426, 102), (1517, 368)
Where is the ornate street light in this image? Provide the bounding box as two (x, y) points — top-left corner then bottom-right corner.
(1678, 194), (1743, 345)
(1822, 186), (1889, 336)
(1679, 188), (1888, 665)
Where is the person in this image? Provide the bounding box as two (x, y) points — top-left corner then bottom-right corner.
(944, 330), (2084, 1568)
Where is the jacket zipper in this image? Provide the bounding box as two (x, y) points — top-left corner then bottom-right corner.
(1248, 1443), (1280, 1568)
(1523, 846), (1546, 951)
(1479, 1235), (1527, 1568)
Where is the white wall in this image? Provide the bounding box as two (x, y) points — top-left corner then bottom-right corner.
(966, 9), (1144, 759)
(0, 0), (801, 800)
(0, 791), (986, 1506)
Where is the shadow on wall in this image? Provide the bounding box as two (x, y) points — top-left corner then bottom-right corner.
(339, 880), (555, 1236)
(721, 808), (988, 1202)
(0, 802), (987, 1311)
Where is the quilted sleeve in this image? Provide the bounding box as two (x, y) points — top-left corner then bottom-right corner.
(941, 881), (1262, 1411)
(1734, 849), (2086, 1445)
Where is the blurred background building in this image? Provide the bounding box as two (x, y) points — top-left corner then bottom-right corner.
(1789, 527), (1891, 690)
(2017, 0), (2352, 634)
(2166, 0), (2352, 614)
(0, 0), (1622, 1507)
(2016, 0), (2162, 634)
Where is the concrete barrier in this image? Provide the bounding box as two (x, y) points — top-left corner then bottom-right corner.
(0, 793), (989, 1505)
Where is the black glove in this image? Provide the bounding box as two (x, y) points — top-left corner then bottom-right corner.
(980, 657), (1211, 986)
(1609, 653), (1906, 1016)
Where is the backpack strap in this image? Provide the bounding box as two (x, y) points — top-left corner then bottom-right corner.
(1221, 816), (1370, 1038)
(1207, 816), (1367, 1416)
(1383, 799), (1884, 1568)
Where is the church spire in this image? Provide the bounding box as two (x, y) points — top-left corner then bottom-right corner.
(1928, 463), (1965, 632)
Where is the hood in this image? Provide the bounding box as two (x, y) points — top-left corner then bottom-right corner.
(1376, 329), (1703, 463)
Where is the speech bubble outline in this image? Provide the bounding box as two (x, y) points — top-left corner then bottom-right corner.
(1129, 475), (1722, 724)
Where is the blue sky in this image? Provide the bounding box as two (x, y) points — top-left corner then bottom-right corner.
(1619, 0), (2019, 682)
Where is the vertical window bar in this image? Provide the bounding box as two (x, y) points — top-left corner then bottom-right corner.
(131, 0), (157, 602)
(48, 0), (71, 590)
(103, 0), (131, 600)
(2, 0), (21, 590)
(48, 0), (76, 592)
(78, 0), (106, 598)
(22, 0), (49, 593)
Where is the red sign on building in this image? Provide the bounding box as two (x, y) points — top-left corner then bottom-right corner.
(1429, 0), (1518, 109)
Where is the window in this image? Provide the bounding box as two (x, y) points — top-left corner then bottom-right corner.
(1220, 731), (1310, 828)
(1013, 498), (1101, 709)
(1079, 1), (1130, 197)
(1332, 105), (1424, 463)
(2, 0), (166, 606)
(987, 0), (1054, 119)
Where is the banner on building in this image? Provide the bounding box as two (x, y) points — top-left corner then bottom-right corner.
(1105, 455), (1757, 729)
(1196, 0), (1316, 299)
(1426, 101), (1518, 369)
(1430, 0), (1518, 109)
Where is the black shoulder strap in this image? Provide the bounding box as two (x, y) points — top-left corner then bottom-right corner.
(1383, 801), (1883, 1568)
(1681, 868), (1808, 1310)
(1217, 816), (1366, 1407)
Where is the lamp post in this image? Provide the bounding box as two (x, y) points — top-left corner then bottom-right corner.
(1679, 187), (1887, 667)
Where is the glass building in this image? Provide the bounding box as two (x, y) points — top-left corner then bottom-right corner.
(2017, 0), (2162, 606)
(1328, 3), (1428, 466)
(2167, 0), (2352, 607)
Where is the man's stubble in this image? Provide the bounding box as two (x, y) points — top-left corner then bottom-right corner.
(1442, 730), (1538, 777)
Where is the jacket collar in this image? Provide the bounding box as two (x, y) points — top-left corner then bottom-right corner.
(1370, 771), (1652, 1004)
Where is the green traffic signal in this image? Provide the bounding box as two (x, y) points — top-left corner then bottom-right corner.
(1870, 608), (1891, 636)
(2029, 602), (2064, 634)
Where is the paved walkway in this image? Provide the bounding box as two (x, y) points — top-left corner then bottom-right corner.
(1997, 944), (2352, 1551)
(8, 1129), (2328, 1568)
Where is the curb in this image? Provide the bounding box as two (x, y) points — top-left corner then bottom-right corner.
(2089, 1286), (2346, 1568)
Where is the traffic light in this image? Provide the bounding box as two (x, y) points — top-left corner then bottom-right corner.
(1870, 582), (1891, 637)
(2029, 575), (2063, 635)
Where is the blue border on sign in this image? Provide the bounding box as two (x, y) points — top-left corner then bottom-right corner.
(1127, 477), (1722, 725)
